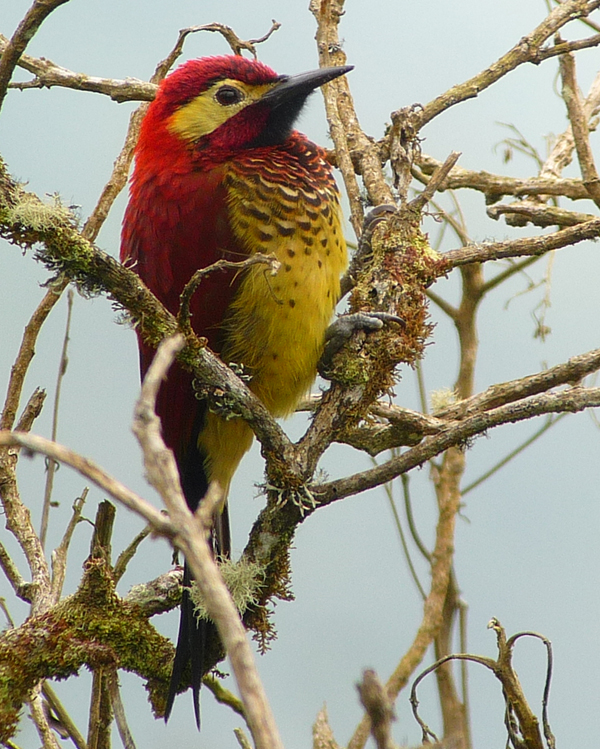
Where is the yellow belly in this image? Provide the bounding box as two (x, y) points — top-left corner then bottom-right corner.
(198, 161), (347, 492)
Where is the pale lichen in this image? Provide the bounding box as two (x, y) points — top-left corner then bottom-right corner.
(190, 558), (265, 620)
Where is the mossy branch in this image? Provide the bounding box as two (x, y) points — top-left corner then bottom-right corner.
(0, 556), (173, 743)
(0, 155), (290, 463)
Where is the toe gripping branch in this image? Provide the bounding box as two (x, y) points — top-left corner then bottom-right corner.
(318, 204), (404, 379)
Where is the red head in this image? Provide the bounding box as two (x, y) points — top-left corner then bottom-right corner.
(134, 55), (352, 171)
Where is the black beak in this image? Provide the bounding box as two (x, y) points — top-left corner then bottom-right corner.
(261, 65), (354, 108)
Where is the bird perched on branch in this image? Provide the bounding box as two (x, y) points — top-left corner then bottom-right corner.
(120, 54), (351, 725)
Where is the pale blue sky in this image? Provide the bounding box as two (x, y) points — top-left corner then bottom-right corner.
(1, 2), (599, 748)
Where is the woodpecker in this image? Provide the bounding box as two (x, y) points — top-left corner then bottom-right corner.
(120, 55), (351, 725)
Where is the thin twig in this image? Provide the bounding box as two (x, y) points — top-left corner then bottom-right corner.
(41, 682), (88, 749)
(408, 151), (461, 212)
(480, 256), (541, 296)
(107, 669), (136, 749)
(506, 631), (556, 749)
(401, 474), (431, 562)
(0, 281), (67, 431)
(0, 431), (174, 534)
(461, 414), (565, 495)
(0, 597), (16, 627)
(444, 216), (600, 267)
(379, 466), (426, 599)
(113, 525), (152, 584)
(50, 487), (88, 603)
(177, 253), (280, 335)
(203, 674), (246, 719)
(0, 0), (71, 112)
(40, 289), (74, 548)
(559, 48), (600, 207)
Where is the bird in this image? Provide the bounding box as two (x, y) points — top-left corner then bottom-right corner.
(120, 54), (351, 726)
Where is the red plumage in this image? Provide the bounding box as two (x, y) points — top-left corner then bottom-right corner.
(121, 54), (351, 727)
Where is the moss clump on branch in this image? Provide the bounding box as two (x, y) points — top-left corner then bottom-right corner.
(0, 556), (174, 740)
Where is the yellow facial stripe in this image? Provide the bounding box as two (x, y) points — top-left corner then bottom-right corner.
(167, 79), (275, 142)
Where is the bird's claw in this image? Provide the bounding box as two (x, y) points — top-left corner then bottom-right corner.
(364, 203), (397, 229)
(319, 311), (405, 377)
(358, 204), (397, 252)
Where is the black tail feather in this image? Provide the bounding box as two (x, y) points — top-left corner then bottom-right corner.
(164, 400), (230, 727)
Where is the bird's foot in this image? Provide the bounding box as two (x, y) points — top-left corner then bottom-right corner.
(318, 311), (404, 378)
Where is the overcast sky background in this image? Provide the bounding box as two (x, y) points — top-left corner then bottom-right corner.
(1, 2), (599, 748)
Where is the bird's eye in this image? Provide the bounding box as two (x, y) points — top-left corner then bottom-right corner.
(215, 86), (244, 106)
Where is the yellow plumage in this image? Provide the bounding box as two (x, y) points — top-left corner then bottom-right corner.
(198, 149), (347, 492)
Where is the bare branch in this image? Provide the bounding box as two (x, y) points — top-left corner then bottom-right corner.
(177, 253), (280, 336)
(41, 683), (87, 749)
(408, 151), (462, 212)
(444, 216), (600, 267)
(315, 386), (600, 507)
(0, 542), (32, 602)
(0, 0), (71, 112)
(107, 669), (136, 749)
(123, 568), (182, 617)
(541, 68), (600, 180)
(417, 154), (592, 201)
(559, 49), (600, 206)
(356, 670), (396, 749)
(29, 684), (61, 749)
(15, 387), (46, 433)
(445, 347), (600, 419)
(0, 34), (156, 102)
(50, 488), (88, 604)
(113, 525), (152, 584)
(487, 201), (597, 227)
(133, 335), (285, 749)
(310, 0), (394, 228)
(0, 431), (173, 535)
(415, 0), (600, 130)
